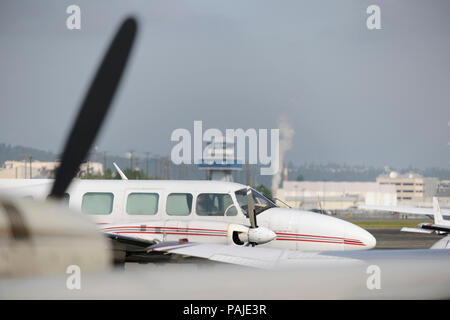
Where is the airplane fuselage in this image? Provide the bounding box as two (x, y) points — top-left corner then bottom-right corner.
(0, 179), (376, 251)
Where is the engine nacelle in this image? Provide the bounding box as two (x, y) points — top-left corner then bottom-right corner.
(247, 227), (277, 244)
(228, 224), (276, 245)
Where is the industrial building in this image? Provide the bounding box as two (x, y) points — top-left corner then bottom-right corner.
(0, 160), (103, 179)
(437, 180), (450, 207)
(275, 181), (397, 211)
(376, 171), (439, 205)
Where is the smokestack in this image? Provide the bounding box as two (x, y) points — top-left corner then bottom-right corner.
(283, 162), (288, 185)
(271, 116), (294, 197)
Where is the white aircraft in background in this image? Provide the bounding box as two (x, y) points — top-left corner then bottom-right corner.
(359, 197), (450, 237)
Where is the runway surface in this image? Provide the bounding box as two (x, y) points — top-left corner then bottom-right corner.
(368, 228), (442, 249)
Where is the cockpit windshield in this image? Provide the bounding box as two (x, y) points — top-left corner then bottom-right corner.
(234, 188), (277, 216)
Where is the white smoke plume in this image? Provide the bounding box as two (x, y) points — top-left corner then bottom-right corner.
(271, 116), (294, 196)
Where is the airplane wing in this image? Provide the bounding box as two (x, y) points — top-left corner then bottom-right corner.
(147, 241), (360, 269)
(105, 232), (156, 249)
(400, 227), (434, 234)
(361, 198), (450, 236)
(420, 224), (450, 233)
(105, 232), (159, 263)
(358, 204), (450, 216)
(146, 241), (450, 269)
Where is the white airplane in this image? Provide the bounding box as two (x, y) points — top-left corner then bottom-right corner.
(0, 178), (377, 265)
(359, 197), (450, 236)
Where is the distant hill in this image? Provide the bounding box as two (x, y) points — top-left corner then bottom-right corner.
(289, 163), (450, 181)
(0, 143), (57, 164)
(0, 143), (203, 180)
(1, 143), (449, 185)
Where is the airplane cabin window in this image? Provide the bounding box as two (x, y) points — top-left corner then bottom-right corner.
(62, 193), (70, 205)
(82, 192), (114, 215)
(166, 193), (192, 216)
(196, 193), (237, 216)
(126, 193), (159, 215)
(235, 188), (276, 215)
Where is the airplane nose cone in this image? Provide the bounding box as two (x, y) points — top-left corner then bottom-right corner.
(258, 208), (376, 251)
(345, 223), (376, 250)
(362, 230), (377, 249)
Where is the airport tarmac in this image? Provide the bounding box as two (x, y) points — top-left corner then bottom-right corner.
(368, 228), (443, 249)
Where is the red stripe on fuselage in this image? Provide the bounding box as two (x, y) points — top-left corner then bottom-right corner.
(276, 238), (366, 246)
(276, 232), (361, 242)
(112, 231), (227, 237)
(102, 226), (227, 232)
(103, 226), (364, 245)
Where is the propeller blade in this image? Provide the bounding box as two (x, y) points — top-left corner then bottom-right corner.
(247, 187), (257, 229)
(49, 18), (138, 199)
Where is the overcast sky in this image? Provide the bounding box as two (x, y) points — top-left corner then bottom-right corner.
(0, 0), (449, 168)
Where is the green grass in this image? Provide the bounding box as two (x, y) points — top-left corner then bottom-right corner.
(349, 220), (432, 229)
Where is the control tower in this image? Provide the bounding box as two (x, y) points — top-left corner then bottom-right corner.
(198, 137), (242, 181)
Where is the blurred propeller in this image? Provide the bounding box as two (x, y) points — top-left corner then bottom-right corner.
(49, 18), (137, 199)
(247, 187), (257, 229)
(244, 187), (276, 247)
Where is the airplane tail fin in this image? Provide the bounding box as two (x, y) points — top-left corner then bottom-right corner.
(432, 197), (445, 225)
